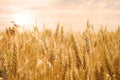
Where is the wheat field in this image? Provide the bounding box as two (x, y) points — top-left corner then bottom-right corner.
(0, 23), (120, 80)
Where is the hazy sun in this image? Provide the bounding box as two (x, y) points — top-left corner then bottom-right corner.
(12, 13), (33, 25)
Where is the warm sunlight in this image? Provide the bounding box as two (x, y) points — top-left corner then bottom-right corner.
(0, 0), (120, 80)
(12, 13), (33, 25)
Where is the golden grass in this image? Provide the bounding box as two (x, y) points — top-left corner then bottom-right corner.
(0, 23), (120, 80)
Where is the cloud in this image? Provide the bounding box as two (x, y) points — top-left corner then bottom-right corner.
(58, 0), (81, 5)
(0, 0), (120, 12)
(0, 0), (120, 31)
(52, 0), (120, 12)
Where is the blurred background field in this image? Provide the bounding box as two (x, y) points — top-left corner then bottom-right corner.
(0, 23), (120, 80)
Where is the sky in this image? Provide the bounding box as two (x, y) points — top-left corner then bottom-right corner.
(0, 0), (120, 31)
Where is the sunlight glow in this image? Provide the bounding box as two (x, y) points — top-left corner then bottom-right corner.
(12, 13), (33, 25)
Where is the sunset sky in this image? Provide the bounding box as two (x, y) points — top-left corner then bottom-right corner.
(0, 0), (120, 31)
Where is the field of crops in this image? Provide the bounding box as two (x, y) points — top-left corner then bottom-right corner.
(0, 23), (120, 80)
